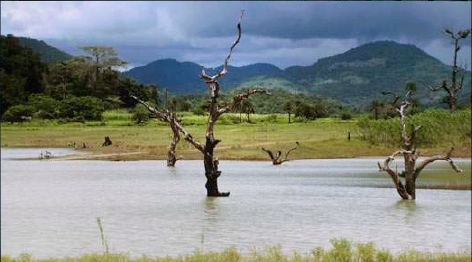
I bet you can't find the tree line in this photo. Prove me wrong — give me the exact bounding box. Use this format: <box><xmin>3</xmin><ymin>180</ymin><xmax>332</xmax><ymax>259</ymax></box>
<box><xmin>0</xmin><ymin>34</ymin><xmax>350</xmax><ymax>124</ymax></box>
<box><xmin>1</xmin><ymin>34</ymin><xmax>158</xmax><ymax>123</ymax></box>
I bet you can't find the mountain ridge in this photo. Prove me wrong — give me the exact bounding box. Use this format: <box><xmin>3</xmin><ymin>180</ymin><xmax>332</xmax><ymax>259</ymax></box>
<box><xmin>12</xmin><ymin>35</ymin><xmax>73</xmax><ymax>64</ymax></box>
<box><xmin>124</xmin><ymin>40</ymin><xmax>471</xmax><ymax>106</ymax></box>
<box><xmin>6</xmin><ymin>33</ymin><xmax>469</xmax><ymax>107</ymax></box>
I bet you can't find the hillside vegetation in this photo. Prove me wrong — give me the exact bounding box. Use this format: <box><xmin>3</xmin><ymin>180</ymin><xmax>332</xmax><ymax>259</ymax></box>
<box><xmin>124</xmin><ymin>41</ymin><xmax>471</xmax><ymax>108</ymax></box>
<box><xmin>15</xmin><ymin>35</ymin><xmax>72</xmax><ymax>64</ymax></box>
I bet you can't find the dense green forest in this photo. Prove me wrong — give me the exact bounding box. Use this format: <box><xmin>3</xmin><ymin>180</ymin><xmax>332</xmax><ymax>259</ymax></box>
<box><xmin>0</xmin><ymin>35</ymin><xmax>158</xmax><ymax>121</ymax></box>
<box><xmin>17</xmin><ymin>36</ymin><xmax>72</xmax><ymax>64</ymax></box>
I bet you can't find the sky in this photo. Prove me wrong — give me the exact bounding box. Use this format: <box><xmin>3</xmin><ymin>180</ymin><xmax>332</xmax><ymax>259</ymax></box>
<box><xmin>1</xmin><ymin>1</ymin><xmax>471</xmax><ymax>71</ymax></box>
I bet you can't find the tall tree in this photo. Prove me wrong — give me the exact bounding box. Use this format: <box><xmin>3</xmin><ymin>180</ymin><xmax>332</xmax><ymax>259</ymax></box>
<box><xmin>133</xmin><ymin>11</ymin><xmax>269</xmax><ymax>196</ymax></box>
<box><xmin>426</xmin><ymin>29</ymin><xmax>471</xmax><ymax>112</ymax></box>
<box><xmin>377</xmin><ymin>91</ymin><xmax>462</xmax><ymax>200</ymax></box>
<box><xmin>79</xmin><ymin>46</ymin><xmax>127</xmax><ymax>99</ymax></box>
<box><xmin>370</xmin><ymin>100</ymin><xmax>383</xmax><ymax>120</ymax></box>
<box><xmin>235</xmin><ymin>97</ymin><xmax>255</xmax><ymax>123</ymax></box>
<box><xmin>283</xmin><ymin>101</ymin><xmax>294</xmax><ymax>123</ymax></box>
<box><xmin>0</xmin><ymin>34</ymin><xmax>45</xmax><ymax>115</ymax></box>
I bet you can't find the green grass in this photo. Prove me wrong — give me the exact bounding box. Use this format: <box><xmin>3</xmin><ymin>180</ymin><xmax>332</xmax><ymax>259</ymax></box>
<box><xmin>1</xmin><ymin>239</ymin><xmax>470</xmax><ymax>262</ymax></box>
<box><xmin>1</xmin><ymin>110</ymin><xmax>470</xmax><ymax>161</ymax></box>
<box><xmin>357</xmin><ymin>108</ymin><xmax>471</xmax><ymax>147</ymax></box>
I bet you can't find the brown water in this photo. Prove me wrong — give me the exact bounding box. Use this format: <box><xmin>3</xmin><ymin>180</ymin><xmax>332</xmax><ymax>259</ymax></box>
<box><xmin>1</xmin><ymin>148</ymin><xmax>471</xmax><ymax>258</ymax></box>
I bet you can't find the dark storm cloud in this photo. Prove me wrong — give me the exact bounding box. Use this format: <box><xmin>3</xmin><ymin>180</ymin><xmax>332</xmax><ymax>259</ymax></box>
<box><xmin>1</xmin><ymin>1</ymin><xmax>470</xmax><ymax>69</ymax></box>
<box><xmin>170</xmin><ymin>2</ymin><xmax>470</xmax><ymax>42</ymax></box>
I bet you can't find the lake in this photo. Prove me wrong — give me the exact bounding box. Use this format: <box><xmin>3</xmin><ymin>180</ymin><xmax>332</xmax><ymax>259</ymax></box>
<box><xmin>1</xmin><ymin>148</ymin><xmax>471</xmax><ymax>258</ymax></box>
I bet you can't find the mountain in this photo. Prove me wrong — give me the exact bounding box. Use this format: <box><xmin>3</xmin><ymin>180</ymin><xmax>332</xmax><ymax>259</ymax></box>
<box><xmin>283</xmin><ymin>40</ymin><xmax>463</xmax><ymax>105</ymax></box>
<box><xmin>125</xmin><ymin>59</ymin><xmax>204</xmax><ymax>93</ymax></box>
<box><xmin>14</xmin><ymin>36</ymin><xmax>72</xmax><ymax>64</ymax></box>
<box><xmin>124</xmin><ymin>41</ymin><xmax>471</xmax><ymax>106</ymax></box>
<box><xmin>124</xmin><ymin>59</ymin><xmax>285</xmax><ymax>93</ymax></box>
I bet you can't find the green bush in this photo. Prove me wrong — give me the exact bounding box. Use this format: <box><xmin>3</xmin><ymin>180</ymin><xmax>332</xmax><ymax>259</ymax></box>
<box><xmin>2</xmin><ymin>104</ymin><xmax>34</xmax><ymax>123</ymax></box>
<box><xmin>58</xmin><ymin>96</ymin><xmax>105</xmax><ymax>121</ymax></box>
<box><xmin>356</xmin><ymin>242</ymin><xmax>376</xmax><ymax>262</ymax></box>
<box><xmin>341</xmin><ymin>113</ymin><xmax>352</xmax><ymax>120</ymax></box>
<box><xmin>132</xmin><ymin>104</ymin><xmax>150</xmax><ymax>125</ymax></box>
<box><xmin>27</xmin><ymin>94</ymin><xmax>60</xmax><ymax>119</ymax></box>
<box><xmin>325</xmin><ymin>238</ymin><xmax>353</xmax><ymax>262</ymax></box>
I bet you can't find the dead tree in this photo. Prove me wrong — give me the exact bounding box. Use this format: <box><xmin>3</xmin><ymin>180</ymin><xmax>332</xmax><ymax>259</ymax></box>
<box><xmin>166</xmin><ymin>99</ymin><xmax>183</xmax><ymax>167</ymax></box>
<box><xmin>134</xmin><ymin>11</ymin><xmax>269</xmax><ymax>196</ymax></box>
<box><xmin>377</xmin><ymin>91</ymin><xmax>462</xmax><ymax>200</ymax></box>
<box><xmin>131</xmin><ymin>96</ymin><xmax>183</xmax><ymax>167</ymax></box>
<box><xmin>262</xmin><ymin>142</ymin><xmax>299</xmax><ymax>165</ymax></box>
<box><xmin>423</xmin><ymin>29</ymin><xmax>470</xmax><ymax>112</ymax></box>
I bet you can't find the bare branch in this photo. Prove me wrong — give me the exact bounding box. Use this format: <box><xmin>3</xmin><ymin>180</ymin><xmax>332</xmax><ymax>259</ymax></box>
<box><xmin>284</xmin><ymin>141</ymin><xmax>299</xmax><ymax>160</ymax></box>
<box><xmin>262</xmin><ymin>147</ymin><xmax>276</xmax><ymax>161</ymax></box>
<box><xmin>378</xmin><ymin>151</ymin><xmax>410</xmax><ymax>199</ymax></box>
<box><xmin>420</xmin><ymin>81</ymin><xmax>442</xmax><ymax>92</ymax></box>
<box><xmin>263</xmin><ymin>142</ymin><xmax>299</xmax><ymax>165</ymax></box>
<box><xmin>381</xmin><ymin>91</ymin><xmax>400</xmax><ymax>106</ymax></box>
<box><xmin>200</xmin><ymin>10</ymin><xmax>244</xmax><ymax>83</ymax></box>
<box><xmin>415</xmin><ymin>147</ymin><xmax>463</xmax><ymax>179</ymax></box>
<box><xmin>216</xmin><ymin>10</ymin><xmax>244</xmax><ymax>80</ymax></box>
<box><xmin>131</xmin><ymin>95</ymin><xmax>170</xmax><ymax>122</ymax></box>
<box><xmin>218</xmin><ymin>88</ymin><xmax>270</xmax><ymax>116</ymax></box>
<box><xmin>131</xmin><ymin>95</ymin><xmax>205</xmax><ymax>153</ymax></box>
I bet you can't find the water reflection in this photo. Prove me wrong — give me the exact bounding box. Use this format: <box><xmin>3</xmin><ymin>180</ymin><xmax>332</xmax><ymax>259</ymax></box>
<box><xmin>394</xmin><ymin>199</ymin><xmax>418</xmax><ymax>224</ymax></box>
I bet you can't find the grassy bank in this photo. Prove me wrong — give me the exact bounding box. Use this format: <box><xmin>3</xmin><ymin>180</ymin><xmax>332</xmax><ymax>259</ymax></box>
<box><xmin>1</xmin><ymin>239</ymin><xmax>471</xmax><ymax>262</ymax></box>
<box><xmin>1</xmin><ymin>110</ymin><xmax>471</xmax><ymax>161</ymax></box>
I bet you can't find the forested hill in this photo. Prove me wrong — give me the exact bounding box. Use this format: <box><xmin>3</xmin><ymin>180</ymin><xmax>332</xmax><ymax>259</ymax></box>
<box><xmin>124</xmin><ymin>59</ymin><xmax>284</xmax><ymax>94</ymax></box>
<box><xmin>13</xmin><ymin>35</ymin><xmax>72</xmax><ymax>64</ymax></box>
<box><xmin>124</xmin><ymin>40</ymin><xmax>471</xmax><ymax>107</ymax></box>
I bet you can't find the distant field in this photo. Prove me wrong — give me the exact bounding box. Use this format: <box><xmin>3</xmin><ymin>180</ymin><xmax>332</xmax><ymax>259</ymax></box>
<box><xmin>1</xmin><ymin>111</ymin><xmax>470</xmax><ymax>161</ymax></box>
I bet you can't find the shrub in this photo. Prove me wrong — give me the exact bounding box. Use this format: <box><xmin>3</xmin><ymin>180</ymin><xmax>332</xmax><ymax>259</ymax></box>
<box><xmin>341</xmin><ymin>113</ymin><xmax>352</xmax><ymax>120</ymax></box>
<box><xmin>356</xmin><ymin>242</ymin><xmax>376</xmax><ymax>262</ymax></box>
<box><xmin>2</xmin><ymin>104</ymin><xmax>34</xmax><ymax>123</ymax></box>
<box><xmin>58</xmin><ymin>96</ymin><xmax>105</xmax><ymax>121</ymax></box>
<box><xmin>132</xmin><ymin>104</ymin><xmax>150</xmax><ymax>125</ymax></box>
<box><xmin>27</xmin><ymin>94</ymin><xmax>60</xmax><ymax>119</ymax></box>
<box><xmin>325</xmin><ymin>238</ymin><xmax>353</xmax><ymax>262</ymax></box>
<box><xmin>357</xmin><ymin>108</ymin><xmax>471</xmax><ymax>147</ymax></box>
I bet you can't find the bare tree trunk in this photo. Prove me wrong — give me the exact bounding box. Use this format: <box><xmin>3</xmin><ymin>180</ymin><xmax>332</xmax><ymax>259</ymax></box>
<box><xmin>133</xmin><ymin>11</ymin><xmax>269</xmax><ymax>196</ymax></box>
<box><xmin>167</xmin><ymin>117</ymin><xmax>182</xmax><ymax>167</ymax></box>
<box><xmin>378</xmin><ymin>91</ymin><xmax>462</xmax><ymax>199</ymax></box>
<box><xmin>203</xmin><ymin>137</ymin><xmax>228</xmax><ymax>196</ymax></box>
<box><xmin>423</xmin><ymin>29</ymin><xmax>470</xmax><ymax>112</ymax></box>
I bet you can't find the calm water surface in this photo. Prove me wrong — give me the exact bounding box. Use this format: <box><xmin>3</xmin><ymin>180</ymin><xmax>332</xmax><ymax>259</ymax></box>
<box><xmin>1</xmin><ymin>148</ymin><xmax>471</xmax><ymax>258</ymax></box>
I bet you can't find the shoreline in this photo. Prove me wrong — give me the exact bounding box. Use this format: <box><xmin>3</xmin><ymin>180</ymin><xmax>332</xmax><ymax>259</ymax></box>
<box><xmin>7</xmin><ymin>147</ymin><xmax>472</xmax><ymax>162</ymax></box>
<box><xmin>4</xmin><ymin>146</ymin><xmax>470</xmax><ymax>191</ymax></box>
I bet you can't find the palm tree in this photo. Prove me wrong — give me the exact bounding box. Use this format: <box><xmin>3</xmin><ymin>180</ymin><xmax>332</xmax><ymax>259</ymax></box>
<box><xmin>370</xmin><ymin>99</ymin><xmax>384</xmax><ymax>120</ymax></box>
<box><xmin>283</xmin><ymin>101</ymin><xmax>294</xmax><ymax>123</ymax></box>
<box><xmin>241</xmin><ymin>99</ymin><xmax>255</xmax><ymax>122</ymax></box>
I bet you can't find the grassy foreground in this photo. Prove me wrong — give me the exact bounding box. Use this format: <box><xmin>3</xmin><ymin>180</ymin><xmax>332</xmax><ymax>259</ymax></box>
<box><xmin>1</xmin><ymin>239</ymin><xmax>471</xmax><ymax>262</ymax></box>
<box><xmin>1</xmin><ymin>111</ymin><xmax>470</xmax><ymax>161</ymax></box>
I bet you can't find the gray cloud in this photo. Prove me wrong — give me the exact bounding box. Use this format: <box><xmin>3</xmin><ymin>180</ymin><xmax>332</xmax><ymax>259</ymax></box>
<box><xmin>1</xmin><ymin>1</ymin><xmax>470</xmax><ymax>69</ymax></box>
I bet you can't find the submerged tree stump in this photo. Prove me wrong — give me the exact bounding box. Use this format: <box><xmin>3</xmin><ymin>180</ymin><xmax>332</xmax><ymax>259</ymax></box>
<box><xmin>262</xmin><ymin>142</ymin><xmax>299</xmax><ymax>165</ymax></box>
<box><xmin>102</xmin><ymin>136</ymin><xmax>112</xmax><ymax>147</ymax></box>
